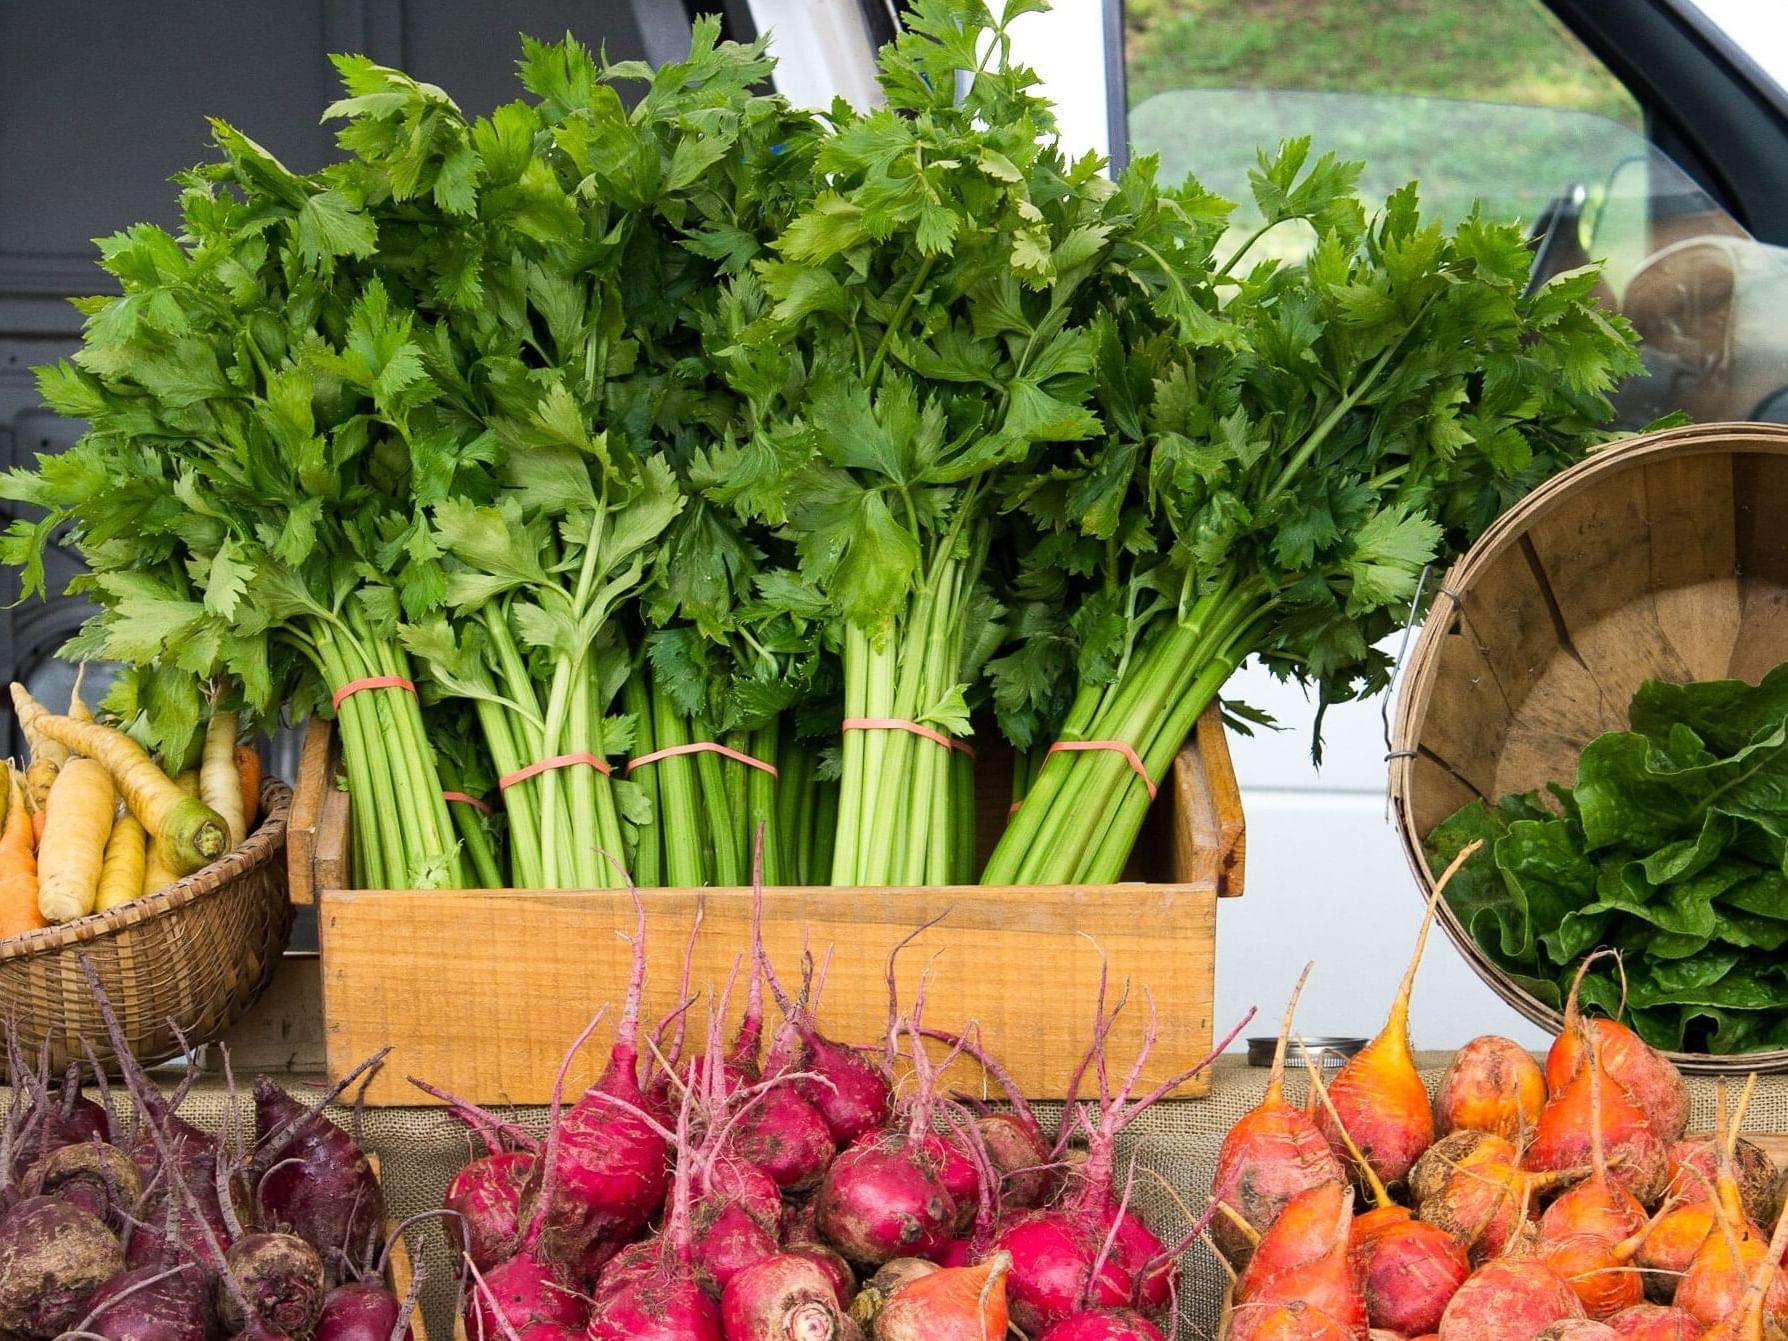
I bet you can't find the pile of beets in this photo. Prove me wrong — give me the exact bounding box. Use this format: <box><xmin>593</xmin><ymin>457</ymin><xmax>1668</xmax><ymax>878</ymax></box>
<box><xmin>0</xmin><ymin>963</ymin><xmax>420</xmax><ymax>1341</ymax></box>
<box><xmin>433</xmin><ymin>892</ymin><xmax>1252</xmax><ymax>1341</ymax></box>
<box><xmin>1214</xmin><ymin>888</ymin><xmax>1788</xmax><ymax>1341</ymax></box>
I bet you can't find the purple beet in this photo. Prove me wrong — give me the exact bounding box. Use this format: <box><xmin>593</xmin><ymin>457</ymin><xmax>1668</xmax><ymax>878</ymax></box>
<box><xmin>314</xmin><ymin>1282</ymin><xmax>409</xmax><ymax>1341</ymax></box>
<box><xmin>0</xmin><ymin>1194</ymin><xmax>125</xmax><ymax>1337</ymax></box>
<box><xmin>216</xmin><ymin>1233</ymin><xmax>326</xmax><ymax>1339</ymax></box>
<box><xmin>20</xmin><ymin>1141</ymin><xmax>143</xmax><ymax>1229</ymax></box>
<box><xmin>253</xmin><ymin>1071</ymin><xmax>387</xmax><ymax>1282</ymax></box>
<box><xmin>83</xmin><ymin>1264</ymin><xmax>212</xmax><ymax>1341</ymax></box>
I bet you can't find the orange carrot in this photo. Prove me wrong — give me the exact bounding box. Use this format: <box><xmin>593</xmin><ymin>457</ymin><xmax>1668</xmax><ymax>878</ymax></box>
<box><xmin>0</xmin><ymin>771</ymin><xmax>44</xmax><ymax>939</ymax></box>
<box><xmin>236</xmin><ymin>743</ymin><xmax>261</xmax><ymax>833</ymax></box>
<box><xmin>31</xmin><ymin>807</ymin><xmax>46</xmax><ymax>848</ymax></box>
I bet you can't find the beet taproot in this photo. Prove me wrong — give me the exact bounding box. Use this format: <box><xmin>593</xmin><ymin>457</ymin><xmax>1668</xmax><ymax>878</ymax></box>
<box><xmin>1033</xmin><ymin>1311</ymin><xmax>1167</xmax><ymax>1340</ymax></box>
<box><xmin>19</xmin><ymin>1140</ymin><xmax>143</xmax><ymax>1229</ymax></box>
<box><xmin>314</xmin><ymin>1282</ymin><xmax>408</xmax><ymax>1341</ymax></box>
<box><xmin>868</xmin><ymin>1251</ymin><xmax>1008</xmax><ymax>1341</ymax></box>
<box><xmin>216</xmin><ymin>1233</ymin><xmax>326</xmax><ymax>1339</ymax></box>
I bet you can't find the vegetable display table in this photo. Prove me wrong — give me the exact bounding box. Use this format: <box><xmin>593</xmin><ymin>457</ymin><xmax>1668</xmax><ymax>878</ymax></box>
<box><xmin>22</xmin><ymin>1055</ymin><xmax>1787</xmax><ymax>1338</ymax></box>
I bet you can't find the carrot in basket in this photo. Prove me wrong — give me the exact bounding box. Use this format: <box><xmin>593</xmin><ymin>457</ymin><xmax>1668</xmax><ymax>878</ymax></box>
<box><xmin>200</xmin><ymin>708</ymin><xmax>246</xmax><ymax>849</ymax></box>
<box><xmin>37</xmin><ymin>756</ymin><xmax>115</xmax><ymax>922</ymax></box>
<box><xmin>0</xmin><ymin>771</ymin><xmax>43</xmax><ymax>938</ymax></box>
<box><xmin>9</xmin><ymin>684</ymin><xmax>228</xmax><ymax>875</ymax></box>
<box><xmin>68</xmin><ymin>664</ymin><xmax>94</xmax><ymax>723</ymax></box>
<box><xmin>236</xmin><ymin>744</ymin><xmax>261</xmax><ymax>833</ymax></box>
<box><xmin>96</xmin><ymin>811</ymin><xmax>146</xmax><ymax>912</ymax></box>
<box><xmin>141</xmin><ymin>768</ymin><xmax>200</xmax><ymax>897</ymax></box>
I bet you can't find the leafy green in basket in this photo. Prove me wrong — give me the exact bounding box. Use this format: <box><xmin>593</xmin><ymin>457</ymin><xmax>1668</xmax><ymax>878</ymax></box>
<box><xmin>1428</xmin><ymin>661</ymin><xmax>1788</xmax><ymax>1054</ymax></box>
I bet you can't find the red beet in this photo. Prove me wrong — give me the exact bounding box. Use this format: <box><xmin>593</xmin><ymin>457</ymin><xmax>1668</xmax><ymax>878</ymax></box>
<box><xmin>759</xmin><ymin>906</ymin><xmax>892</xmax><ymax>1148</ymax></box>
<box><xmin>217</xmin><ymin>1233</ymin><xmax>326</xmax><ymax>1339</ymax></box>
<box><xmin>1437</xmin><ymin>1259</ymin><xmax>1586</xmax><ymax>1340</ymax></box>
<box><xmin>1606</xmin><ymin>1304</ymin><xmax>1706</xmax><ymax>1339</ymax></box>
<box><xmin>814</xmin><ymin>993</ymin><xmax>962</xmax><ymax>1268</ymax></box>
<box><xmin>720</xmin><ymin>1254</ymin><xmax>853</xmax><ymax>1341</ymax></box>
<box><xmin>815</xmin><ymin>1134</ymin><xmax>956</xmax><ymax>1267</ymax></box>
<box><xmin>1437</xmin><ymin>1037</ymin><xmax>1547</xmax><ymax>1142</ymax></box>
<box><xmin>1033</xmin><ymin>1311</ymin><xmax>1167</xmax><ymax>1340</ymax></box>
<box><xmin>524</xmin><ymin>894</ymin><xmax>671</xmax><ymax>1270</ymax></box>
<box><xmin>314</xmin><ymin>1282</ymin><xmax>409</xmax><ymax>1341</ymax></box>
<box><xmin>585</xmin><ymin>1065</ymin><xmax>722</xmax><ymax>1341</ymax></box>
<box><xmin>786</xmin><ymin>1246</ymin><xmax>857</xmax><ymax>1311</ymax></box>
<box><xmin>994</xmin><ymin>1214</ymin><xmax>1133</xmax><ymax>1337</ymax></box>
<box><xmin>1210</xmin><ymin>965</ymin><xmax>1346</xmax><ymax>1268</ymax></box>
<box><xmin>446</xmin><ymin>1152</ymin><xmax>535</xmax><ymax>1274</ymax></box>
<box><xmin>83</xmin><ymin>1263</ymin><xmax>211</xmax><ymax>1341</ymax></box>
<box><xmin>919</xmin><ymin>1025</ymin><xmax>1058</xmax><ymax>1211</ymax></box>
<box><xmin>0</xmin><ymin>1195</ymin><xmax>125</xmax><ymax>1337</ymax></box>
<box><xmin>78</xmin><ymin>963</ymin><xmax>246</xmax><ymax>1276</ymax></box>
<box><xmin>1539</xmin><ymin>1325</ymin><xmax>1621</xmax><ymax>1340</ymax></box>
<box><xmin>1546</xmin><ymin>955</ymin><xmax>1690</xmax><ymax>1144</ymax></box>
<box><xmin>726</xmin><ymin>931</ymin><xmax>836</xmax><ymax>1195</ymax></box>
<box><xmin>995</xmin><ymin>998</ymin><xmax>1249</xmax><ymax>1331</ymax></box>
<box><xmin>465</xmin><ymin>1014</ymin><xmax>610</xmax><ymax>1341</ymax></box>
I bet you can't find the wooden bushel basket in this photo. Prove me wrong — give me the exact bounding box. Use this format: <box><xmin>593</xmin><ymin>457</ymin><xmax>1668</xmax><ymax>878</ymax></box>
<box><xmin>1390</xmin><ymin>421</ymin><xmax>1788</xmax><ymax>1072</ymax></box>
<box><xmin>290</xmin><ymin>706</ymin><xmax>1246</xmax><ymax>1106</ymax></box>
<box><xmin>0</xmin><ymin>779</ymin><xmax>294</xmax><ymax>1073</ymax></box>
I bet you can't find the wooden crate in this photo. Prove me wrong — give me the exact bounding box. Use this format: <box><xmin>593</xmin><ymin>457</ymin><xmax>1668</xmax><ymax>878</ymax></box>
<box><xmin>294</xmin><ymin>707</ymin><xmax>1244</xmax><ymax>1106</ymax></box>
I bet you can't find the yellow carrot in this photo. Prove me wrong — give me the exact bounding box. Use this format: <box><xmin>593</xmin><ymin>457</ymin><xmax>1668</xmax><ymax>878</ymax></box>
<box><xmin>236</xmin><ymin>744</ymin><xmax>262</xmax><ymax>833</ymax></box>
<box><xmin>69</xmin><ymin>664</ymin><xmax>94</xmax><ymax>723</ymax></box>
<box><xmin>37</xmin><ymin>757</ymin><xmax>115</xmax><ymax>922</ymax></box>
<box><xmin>201</xmin><ymin>710</ymin><xmax>246</xmax><ymax>850</ymax></box>
<box><xmin>96</xmin><ymin>810</ymin><xmax>146</xmax><ymax>912</ymax></box>
<box><xmin>23</xmin><ymin>756</ymin><xmax>58</xmax><ymax>818</ymax></box>
<box><xmin>0</xmin><ymin>772</ymin><xmax>43</xmax><ymax>939</ymax></box>
<box><xmin>9</xmin><ymin>684</ymin><xmax>228</xmax><ymax>875</ymax></box>
<box><xmin>141</xmin><ymin>832</ymin><xmax>180</xmax><ymax>897</ymax></box>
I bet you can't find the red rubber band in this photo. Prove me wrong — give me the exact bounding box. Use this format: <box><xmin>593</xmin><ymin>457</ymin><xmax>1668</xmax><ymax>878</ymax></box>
<box><xmin>498</xmin><ymin>753</ymin><xmax>613</xmax><ymax>791</ymax></box>
<box><xmin>841</xmin><ymin>717</ymin><xmax>977</xmax><ymax>760</ymax></box>
<box><xmin>442</xmin><ymin>791</ymin><xmax>495</xmax><ymax>816</ymax></box>
<box><xmin>331</xmin><ymin>675</ymin><xmax>417</xmax><ymax>712</ymax></box>
<box><xmin>627</xmin><ymin>742</ymin><xmax>779</xmax><ymax>778</ymax></box>
<box><xmin>1045</xmin><ymin>739</ymin><xmax>1158</xmax><ymax>800</ymax></box>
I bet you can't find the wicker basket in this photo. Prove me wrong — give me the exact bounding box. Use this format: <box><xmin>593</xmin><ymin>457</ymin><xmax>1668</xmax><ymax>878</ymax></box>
<box><xmin>0</xmin><ymin>777</ymin><xmax>294</xmax><ymax>1073</ymax></box>
<box><xmin>1389</xmin><ymin>421</ymin><xmax>1788</xmax><ymax>1072</ymax></box>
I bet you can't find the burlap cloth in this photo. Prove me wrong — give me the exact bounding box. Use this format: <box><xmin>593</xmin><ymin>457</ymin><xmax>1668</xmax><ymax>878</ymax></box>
<box><xmin>8</xmin><ymin>1056</ymin><xmax>1780</xmax><ymax>1340</ymax></box>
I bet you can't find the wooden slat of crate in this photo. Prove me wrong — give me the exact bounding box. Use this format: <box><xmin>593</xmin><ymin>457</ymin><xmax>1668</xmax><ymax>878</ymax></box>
<box><xmin>303</xmin><ymin>705</ymin><xmax>1242</xmax><ymax>1104</ymax></box>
